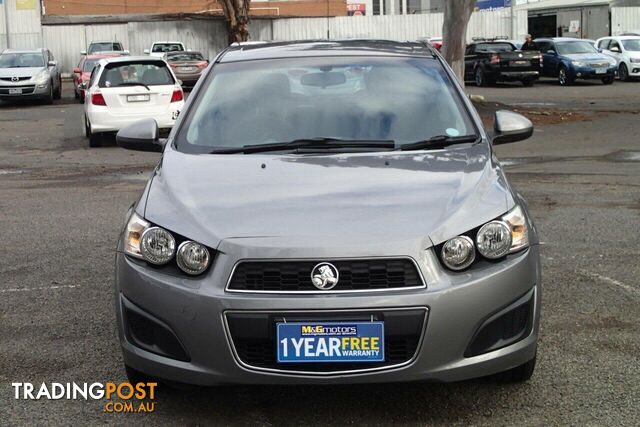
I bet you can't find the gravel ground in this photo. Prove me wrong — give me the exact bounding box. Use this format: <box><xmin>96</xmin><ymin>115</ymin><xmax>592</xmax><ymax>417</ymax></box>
<box><xmin>1</xmin><ymin>81</ymin><xmax>639</xmax><ymax>425</ymax></box>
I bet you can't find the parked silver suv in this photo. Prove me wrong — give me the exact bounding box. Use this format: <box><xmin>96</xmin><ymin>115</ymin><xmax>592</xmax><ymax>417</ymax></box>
<box><xmin>0</xmin><ymin>48</ymin><xmax>62</xmax><ymax>103</ymax></box>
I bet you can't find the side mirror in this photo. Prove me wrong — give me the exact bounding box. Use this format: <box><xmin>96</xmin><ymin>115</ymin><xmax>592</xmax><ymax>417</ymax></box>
<box><xmin>546</xmin><ymin>50</ymin><xmax>556</xmax><ymax>55</ymax></box>
<box><xmin>73</xmin><ymin>67</ymin><xmax>82</xmax><ymax>74</ymax></box>
<box><xmin>177</xmin><ymin>79</ymin><xmax>183</xmax><ymax>86</ymax></box>
<box><xmin>48</xmin><ymin>60</ymin><xmax>57</xmax><ymax>67</ymax></box>
<box><xmin>610</xmin><ymin>46</ymin><xmax>621</xmax><ymax>53</ymax></box>
<box><xmin>80</xmin><ymin>50</ymin><xmax>87</xmax><ymax>55</ymax></box>
<box><xmin>493</xmin><ymin>110</ymin><xmax>533</xmax><ymax>145</ymax></box>
<box><xmin>116</xmin><ymin>119</ymin><xmax>163</xmax><ymax>152</ymax></box>
<box><xmin>143</xmin><ymin>49</ymin><xmax>150</xmax><ymax>55</ymax></box>
<box><xmin>123</xmin><ymin>50</ymin><xmax>130</xmax><ymax>55</ymax></box>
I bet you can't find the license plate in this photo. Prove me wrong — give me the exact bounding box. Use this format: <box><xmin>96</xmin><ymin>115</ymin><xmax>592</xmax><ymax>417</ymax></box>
<box><xmin>8</xmin><ymin>88</ymin><xmax>22</xmax><ymax>95</ymax></box>
<box><xmin>277</xmin><ymin>321</ymin><xmax>385</xmax><ymax>363</ymax></box>
<box><xmin>510</xmin><ymin>60</ymin><xmax>530</xmax><ymax>67</ymax></box>
<box><xmin>595</xmin><ymin>68</ymin><xmax>607</xmax><ymax>74</ymax></box>
<box><xmin>127</xmin><ymin>94</ymin><xmax>150</xmax><ymax>102</ymax></box>
<box><xmin>180</xmin><ymin>67</ymin><xmax>195</xmax><ymax>72</ymax></box>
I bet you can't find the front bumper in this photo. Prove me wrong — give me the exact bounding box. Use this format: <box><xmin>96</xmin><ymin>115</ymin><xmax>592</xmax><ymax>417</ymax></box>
<box><xmin>571</xmin><ymin>65</ymin><xmax>616</xmax><ymax>80</ymax></box>
<box><xmin>497</xmin><ymin>71</ymin><xmax>540</xmax><ymax>81</ymax></box>
<box><xmin>114</xmin><ymin>240</ymin><xmax>541</xmax><ymax>385</ymax></box>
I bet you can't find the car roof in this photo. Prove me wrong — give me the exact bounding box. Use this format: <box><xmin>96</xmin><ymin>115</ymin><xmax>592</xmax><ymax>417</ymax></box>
<box><xmin>602</xmin><ymin>35</ymin><xmax>640</xmax><ymax>40</ymax></box>
<box><xmin>219</xmin><ymin>40</ymin><xmax>435</xmax><ymax>63</ymax></box>
<box><xmin>2</xmin><ymin>48</ymin><xmax>45</xmax><ymax>54</ymax></box>
<box><xmin>535</xmin><ymin>37</ymin><xmax>584</xmax><ymax>42</ymax></box>
<box><xmin>85</xmin><ymin>52</ymin><xmax>125</xmax><ymax>59</ymax></box>
<box><xmin>100</xmin><ymin>55</ymin><xmax>165</xmax><ymax>64</ymax></box>
<box><xmin>165</xmin><ymin>50</ymin><xmax>202</xmax><ymax>55</ymax></box>
<box><xmin>152</xmin><ymin>41</ymin><xmax>184</xmax><ymax>44</ymax></box>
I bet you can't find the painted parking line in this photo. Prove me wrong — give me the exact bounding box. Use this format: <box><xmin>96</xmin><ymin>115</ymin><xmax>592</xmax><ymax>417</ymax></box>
<box><xmin>580</xmin><ymin>271</ymin><xmax>640</xmax><ymax>298</ymax></box>
<box><xmin>0</xmin><ymin>284</ymin><xmax>80</xmax><ymax>293</ymax></box>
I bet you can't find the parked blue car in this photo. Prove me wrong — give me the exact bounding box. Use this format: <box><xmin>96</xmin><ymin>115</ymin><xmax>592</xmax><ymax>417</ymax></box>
<box><xmin>534</xmin><ymin>37</ymin><xmax>617</xmax><ymax>85</ymax></box>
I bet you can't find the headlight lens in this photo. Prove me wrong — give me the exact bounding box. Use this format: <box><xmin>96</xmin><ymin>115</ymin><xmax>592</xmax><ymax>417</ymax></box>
<box><xmin>140</xmin><ymin>227</ymin><xmax>176</xmax><ymax>265</ymax></box>
<box><xmin>502</xmin><ymin>205</ymin><xmax>529</xmax><ymax>253</ymax></box>
<box><xmin>441</xmin><ymin>236</ymin><xmax>476</xmax><ymax>271</ymax></box>
<box><xmin>476</xmin><ymin>221</ymin><xmax>512</xmax><ymax>259</ymax></box>
<box><xmin>32</xmin><ymin>70</ymin><xmax>49</xmax><ymax>84</ymax></box>
<box><xmin>123</xmin><ymin>212</ymin><xmax>149</xmax><ymax>258</ymax></box>
<box><xmin>630</xmin><ymin>58</ymin><xmax>640</xmax><ymax>63</ymax></box>
<box><xmin>176</xmin><ymin>241</ymin><xmax>210</xmax><ymax>275</ymax></box>
<box><xmin>572</xmin><ymin>60</ymin><xmax>586</xmax><ymax>67</ymax></box>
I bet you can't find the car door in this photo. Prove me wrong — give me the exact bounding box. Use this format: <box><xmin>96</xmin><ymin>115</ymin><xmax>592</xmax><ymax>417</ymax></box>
<box><xmin>607</xmin><ymin>39</ymin><xmax>623</xmax><ymax>66</ymax></box>
<box><xmin>464</xmin><ymin>44</ymin><xmax>477</xmax><ymax>80</ymax></box>
<box><xmin>540</xmin><ymin>42</ymin><xmax>559</xmax><ymax>76</ymax></box>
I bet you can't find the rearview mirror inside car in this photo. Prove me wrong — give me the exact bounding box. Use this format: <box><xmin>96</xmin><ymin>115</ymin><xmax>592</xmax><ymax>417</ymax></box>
<box><xmin>492</xmin><ymin>110</ymin><xmax>533</xmax><ymax>145</ymax></box>
<box><xmin>116</xmin><ymin>119</ymin><xmax>163</xmax><ymax>152</ymax></box>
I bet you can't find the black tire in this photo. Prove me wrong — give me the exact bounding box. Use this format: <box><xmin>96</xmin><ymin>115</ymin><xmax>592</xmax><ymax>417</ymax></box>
<box><xmin>618</xmin><ymin>63</ymin><xmax>630</xmax><ymax>82</ymax></box>
<box><xmin>86</xmin><ymin>118</ymin><xmax>101</xmax><ymax>148</ymax></box>
<box><xmin>558</xmin><ymin>66</ymin><xmax>573</xmax><ymax>86</ymax></box>
<box><xmin>74</xmin><ymin>87</ymin><xmax>79</xmax><ymax>100</ymax></box>
<box><xmin>522</xmin><ymin>77</ymin><xmax>535</xmax><ymax>87</ymax></box>
<box><xmin>475</xmin><ymin>67</ymin><xmax>487</xmax><ymax>87</ymax></box>
<box><xmin>125</xmin><ymin>365</ymin><xmax>155</xmax><ymax>385</ymax></box>
<box><xmin>45</xmin><ymin>83</ymin><xmax>54</xmax><ymax>104</ymax></box>
<box><xmin>53</xmin><ymin>78</ymin><xmax>62</xmax><ymax>100</ymax></box>
<box><xmin>494</xmin><ymin>355</ymin><xmax>536</xmax><ymax>383</ymax></box>
<box><xmin>601</xmin><ymin>76</ymin><xmax>615</xmax><ymax>85</ymax></box>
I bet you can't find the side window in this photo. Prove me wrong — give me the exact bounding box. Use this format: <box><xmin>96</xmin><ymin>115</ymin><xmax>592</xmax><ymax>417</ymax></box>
<box><xmin>89</xmin><ymin>65</ymin><xmax>101</xmax><ymax>88</ymax></box>
<box><xmin>598</xmin><ymin>39</ymin><xmax>610</xmax><ymax>50</ymax></box>
<box><xmin>465</xmin><ymin>45</ymin><xmax>475</xmax><ymax>55</ymax></box>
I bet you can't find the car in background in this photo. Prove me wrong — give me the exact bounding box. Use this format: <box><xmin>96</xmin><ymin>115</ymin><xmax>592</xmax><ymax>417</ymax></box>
<box><xmin>83</xmin><ymin>56</ymin><xmax>184</xmax><ymax>147</ymax></box>
<box><xmin>464</xmin><ymin>40</ymin><xmax>541</xmax><ymax>86</ymax></box>
<box><xmin>418</xmin><ymin>37</ymin><xmax>442</xmax><ymax>51</ymax></box>
<box><xmin>535</xmin><ymin>37</ymin><xmax>617</xmax><ymax>85</ymax></box>
<box><xmin>73</xmin><ymin>52</ymin><xmax>127</xmax><ymax>102</ymax></box>
<box><xmin>81</xmin><ymin>41</ymin><xmax>128</xmax><ymax>56</ymax></box>
<box><xmin>163</xmin><ymin>51</ymin><xmax>208</xmax><ymax>89</ymax></box>
<box><xmin>596</xmin><ymin>36</ymin><xmax>640</xmax><ymax>81</ymax></box>
<box><xmin>0</xmin><ymin>48</ymin><xmax>62</xmax><ymax>104</ymax></box>
<box><xmin>145</xmin><ymin>41</ymin><xmax>187</xmax><ymax>58</ymax></box>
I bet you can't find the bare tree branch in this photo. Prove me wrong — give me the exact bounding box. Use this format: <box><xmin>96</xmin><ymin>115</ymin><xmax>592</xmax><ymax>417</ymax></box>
<box><xmin>442</xmin><ymin>0</ymin><xmax>477</xmax><ymax>87</ymax></box>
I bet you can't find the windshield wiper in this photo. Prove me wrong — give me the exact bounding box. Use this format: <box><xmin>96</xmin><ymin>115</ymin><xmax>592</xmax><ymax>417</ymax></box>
<box><xmin>210</xmin><ymin>137</ymin><xmax>396</xmax><ymax>154</ymax></box>
<box><xmin>115</xmin><ymin>82</ymin><xmax>150</xmax><ymax>91</ymax></box>
<box><xmin>397</xmin><ymin>134</ymin><xmax>479</xmax><ymax>151</ymax></box>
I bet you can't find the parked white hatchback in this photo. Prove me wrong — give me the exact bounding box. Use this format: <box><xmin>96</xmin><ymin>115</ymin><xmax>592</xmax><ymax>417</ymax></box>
<box><xmin>596</xmin><ymin>36</ymin><xmax>640</xmax><ymax>81</ymax></box>
<box><xmin>83</xmin><ymin>56</ymin><xmax>184</xmax><ymax>147</ymax></box>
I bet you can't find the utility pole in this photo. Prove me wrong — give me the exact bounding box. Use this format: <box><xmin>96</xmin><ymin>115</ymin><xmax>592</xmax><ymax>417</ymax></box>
<box><xmin>3</xmin><ymin>0</ymin><xmax>10</xmax><ymax>49</ymax></box>
<box><xmin>510</xmin><ymin>0</ymin><xmax>516</xmax><ymax>39</ymax></box>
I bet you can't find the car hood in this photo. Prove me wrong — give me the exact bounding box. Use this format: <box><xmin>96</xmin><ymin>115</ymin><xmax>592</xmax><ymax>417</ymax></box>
<box><xmin>563</xmin><ymin>52</ymin><xmax>610</xmax><ymax>62</ymax></box>
<box><xmin>143</xmin><ymin>142</ymin><xmax>514</xmax><ymax>249</ymax></box>
<box><xmin>0</xmin><ymin>67</ymin><xmax>45</xmax><ymax>78</ymax></box>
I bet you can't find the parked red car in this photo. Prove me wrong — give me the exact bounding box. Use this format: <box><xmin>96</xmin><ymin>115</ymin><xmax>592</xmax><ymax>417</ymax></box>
<box><xmin>73</xmin><ymin>52</ymin><xmax>125</xmax><ymax>102</ymax></box>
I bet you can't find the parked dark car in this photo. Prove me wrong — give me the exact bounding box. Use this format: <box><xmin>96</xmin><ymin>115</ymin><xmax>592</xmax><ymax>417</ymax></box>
<box><xmin>464</xmin><ymin>40</ymin><xmax>542</xmax><ymax>87</ymax></box>
<box><xmin>535</xmin><ymin>37</ymin><xmax>617</xmax><ymax>85</ymax></box>
<box><xmin>163</xmin><ymin>51</ymin><xmax>209</xmax><ymax>88</ymax></box>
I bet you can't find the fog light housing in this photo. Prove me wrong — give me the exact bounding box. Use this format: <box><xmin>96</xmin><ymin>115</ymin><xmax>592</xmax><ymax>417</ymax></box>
<box><xmin>476</xmin><ymin>221</ymin><xmax>512</xmax><ymax>259</ymax></box>
<box><xmin>441</xmin><ymin>236</ymin><xmax>476</xmax><ymax>271</ymax></box>
<box><xmin>176</xmin><ymin>241</ymin><xmax>210</xmax><ymax>275</ymax></box>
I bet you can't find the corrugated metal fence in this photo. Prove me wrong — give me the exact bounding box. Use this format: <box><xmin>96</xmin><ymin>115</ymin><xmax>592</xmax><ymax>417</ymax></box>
<box><xmin>612</xmin><ymin>6</ymin><xmax>640</xmax><ymax>34</ymax></box>
<box><xmin>0</xmin><ymin>0</ymin><xmax>42</xmax><ymax>50</ymax></box>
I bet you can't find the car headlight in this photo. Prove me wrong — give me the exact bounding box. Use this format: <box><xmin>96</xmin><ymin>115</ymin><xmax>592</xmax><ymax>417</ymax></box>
<box><xmin>571</xmin><ymin>60</ymin><xmax>586</xmax><ymax>67</ymax></box>
<box><xmin>630</xmin><ymin>58</ymin><xmax>640</xmax><ymax>63</ymax></box>
<box><xmin>176</xmin><ymin>241</ymin><xmax>210</xmax><ymax>275</ymax></box>
<box><xmin>123</xmin><ymin>212</ymin><xmax>149</xmax><ymax>259</ymax></box>
<box><xmin>476</xmin><ymin>221</ymin><xmax>512</xmax><ymax>259</ymax></box>
<box><xmin>502</xmin><ymin>204</ymin><xmax>529</xmax><ymax>253</ymax></box>
<box><xmin>32</xmin><ymin>70</ymin><xmax>49</xmax><ymax>84</ymax></box>
<box><xmin>441</xmin><ymin>236</ymin><xmax>476</xmax><ymax>271</ymax></box>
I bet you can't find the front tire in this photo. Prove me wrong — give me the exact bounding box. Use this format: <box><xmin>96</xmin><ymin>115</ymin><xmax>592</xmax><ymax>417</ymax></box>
<box><xmin>53</xmin><ymin>77</ymin><xmax>62</xmax><ymax>100</ymax></box>
<box><xmin>618</xmin><ymin>63</ymin><xmax>630</xmax><ymax>82</ymax></box>
<box><xmin>475</xmin><ymin>67</ymin><xmax>488</xmax><ymax>87</ymax></box>
<box><xmin>522</xmin><ymin>77</ymin><xmax>535</xmax><ymax>87</ymax></box>
<box><xmin>44</xmin><ymin>83</ymin><xmax>54</xmax><ymax>104</ymax></box>
<box><xmin>558</xmin><ymin>66</ymin><xmax>573</xmax><ymax>86</ymax></box>
<box><xmin>494</xmin><ymin>355</ymin><xmax>536</xmax><ymax>382</ymax></box>
<box><xmin>601</xmin><ymin>75</ymin><xmax>614</xmax><ymax>85</ymax></box>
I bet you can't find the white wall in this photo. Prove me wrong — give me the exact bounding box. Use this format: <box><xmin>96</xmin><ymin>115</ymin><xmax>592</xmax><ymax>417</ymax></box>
<box><xmin>0</xmin><ymin>0</ymin><xmax>42</xmax><ymax>50</ymax></box>
<box><xmin>611</xmin><ymin>6</ymin><xmax>640</xmax><ymax>35</ymax></box>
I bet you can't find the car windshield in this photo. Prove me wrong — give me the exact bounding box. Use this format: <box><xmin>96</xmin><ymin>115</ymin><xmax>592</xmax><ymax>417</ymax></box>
<box><xmin>99</xmin><ymin>61</ymin><xmax>174</xmax><ymax>88</ymax></box>
<box><xmin>167</xmin><ymin>52</ymin><xmax>204</xmax><ymax>62</ymax></box>
<box><xmin>89</xmin><ymin>43</ymin><xmax>122</xmax><ymax>54</ymax></box>
<box><xmin>476</xmin><ymin>43</ymin><xmax>515</xmax><ymax>53</ymax></box>
<box><xmin>176</xmin><ymin>56</ymin><xmax>476</xmax><ymax>153</ymax></box>
<box><xmin>0</xmin><ymin>53</ymin><xmax>45</xmax><ymax>68</ymax></box>
<box><xmin>83</xmin><ymin>59</ymin><xmax>99</xmax><ymax>72</ymax></box>
<box><xmin>557</xmin><ymin>41</ymin><xmax>597</xmax><ymax>55</ymax></box>
<box><xmin>622</xmin><ymin>39</ymin><xmax>640</xmax><ymax>51</ymax></box>
<box><xmin>153</xmin><ymin>43</ymin><xmax>184</xmax><ymax>53</ymax></box>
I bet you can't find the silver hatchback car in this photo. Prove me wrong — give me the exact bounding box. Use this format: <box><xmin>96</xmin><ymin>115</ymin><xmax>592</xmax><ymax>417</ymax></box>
<box><xmin>114</xmin><ymin>40</ymin><xmax>541</xmax><ymax>386</ymax></box>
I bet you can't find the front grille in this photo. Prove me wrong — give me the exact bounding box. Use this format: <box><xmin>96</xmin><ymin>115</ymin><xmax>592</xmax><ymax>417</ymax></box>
<box><xmin>0</xmin><ymin>77</ymin><xmax>30</xmax><ymax>82</ymax></box>
<box><xmin>227</xmin><ymin>258</ymin><xmax>423</xmax><ymax>292</ymax></box>
<box><xmin>225</xmin><ymin>309</ymin><xmax>427</xmax><ymax>374</ymax></box>
<box><xmin>590</xmin><ymin>62</ymin><xmax>609</xmax><ymax>68</ymax></box>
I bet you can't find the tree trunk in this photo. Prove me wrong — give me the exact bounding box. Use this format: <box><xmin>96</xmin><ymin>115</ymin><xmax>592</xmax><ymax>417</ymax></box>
<box><xmin>220</xmin><ymin>0</ymin><xmax>251</xmax><ymax>44</ymax></box>
<box><xmin>442</xmin><ymin>0</ymin><xmax>476</xmax><ymax>87</ymax></box>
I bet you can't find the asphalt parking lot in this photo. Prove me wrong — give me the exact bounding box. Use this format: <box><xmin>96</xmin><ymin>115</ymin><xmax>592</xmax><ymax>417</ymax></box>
<box><xmin>1</xmin><ymin>77</ymin><xmax>639</xmax><ymax>425</ymax></box>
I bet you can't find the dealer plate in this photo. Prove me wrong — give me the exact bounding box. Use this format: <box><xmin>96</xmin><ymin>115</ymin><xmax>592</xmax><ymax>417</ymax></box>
<box><xmin>180</xmin><ymin>66</ymin><xmax>195</xmax><ymax>72</ymax></box>
<box><xmin>277</xmin><ymin>321</ymin><xmax>384</xmax><ymax>363</ymax></box>
<box><xmin>595</xmin><ymin>68</ymin><xmax>607</xmax><ymax>74</ymax></box>
<box><xmin>8</xmin><ymin>88</ymin><xmax>22</xmax><ymax>95</ymax></box>
<box><xmin>510</xmin><ymin>60</ymin><xmax>530</xmax><ymax>67</ymax></box>
<box><xmin>127</xmin><ymin>94</ymin><xmax>150</xmax><ymax>102</ymax></box>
